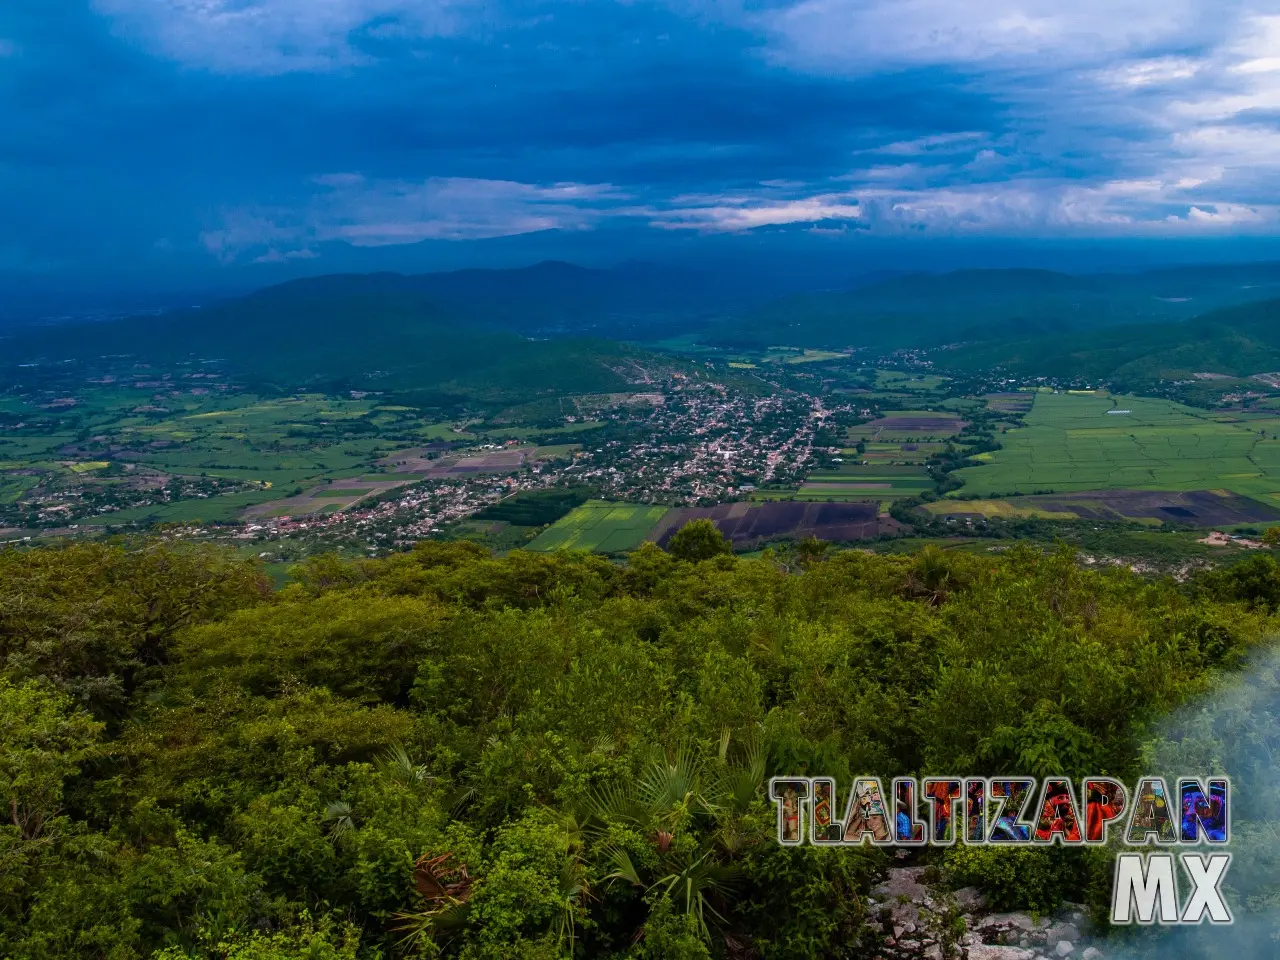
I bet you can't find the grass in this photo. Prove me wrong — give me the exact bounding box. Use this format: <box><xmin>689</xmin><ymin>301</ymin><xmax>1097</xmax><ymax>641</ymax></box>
<box><xmin>527</xmin><ymin>500</ymin><xmax>669</xmax><ymax>553</ymax></box>
<box><xmin>921</xmin><ymin>499</ymin><xmax>1080</xmax><ymax>520</ymax></box>
<box><xmin>533</xmin><ymin>443</ymin><xmax>582</xmax><ymax>459</ymax></box>
<box><xmin>781</xmin><ymin>349</ymin><xmax>846</xmax><ymax>364</ymax></box>
<box><xmin>484</xmin><ymin>421</ymin><xmax>604</xmax><ymax>440</ymax></box>
<box><xmin>951</xmin><ymin>390</ymin><xmax>1280</xmax><ymax>499</ymax></box>
<box><xmin>873</xmin><ymin>370</ymin><xmax>948</xmax><ymax>391</ymax></box>
<box><xmin>80</xmin><ymin>489</ymin><xmax>280</xmax><ymax>526</ymax></box>
<box><xmin>800</xmin><ymin>462</ymin><xmax>935</xmax><ymax>500</ymax></box>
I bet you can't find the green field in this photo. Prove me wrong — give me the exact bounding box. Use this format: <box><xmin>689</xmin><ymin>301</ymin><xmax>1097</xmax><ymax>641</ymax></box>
<box><xmin>920</xmin><ymin>499</ymin><xmax>1082</xmax><ymax>520</ymax></box>
<box><xmin>951</xmin><ymin>391</ymin><xmax>1280</xmax><ymax>499</ymax></box>
<box><xmin>802</xmin><ymin>462</ymin><xmax>935</xmax><ymax>500</ymax></box>
<box><xmin>527</xmin><ymin>501</ymin><xmax>669</xmax><ymax>553</ymax></box>
<box><xmin>849</xmin><ymin>441</ymin><xmax>945</xmax><ymax>464</ymax></box>
<box><xmin>78</xmin><ymin>489</ymin><xmax>280</xmax><ymax>526</ymax></box>
<box><xmin>873</xmin><ymin>370</ymin><xmax>948</xmax><ymax>392</ymax></box>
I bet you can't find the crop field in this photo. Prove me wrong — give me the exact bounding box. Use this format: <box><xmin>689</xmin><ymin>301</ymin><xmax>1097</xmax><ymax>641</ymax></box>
<box><xmin>79</xmin><ymin>490</ymin><xmax>281</xmax><ymax>526</ymax></box>
<box><xmin>984</xmin><ymin>392</ymin><xmax>1035</xmax><ymax>414</ymax></box>
<box><xmin>800</xmin><ymin>462</ymin><xmax>935</xmax><ymax>500</ymax></box>
<box><xmin>651</xmin><ymin>500</ymin><xmax>898</xmax><ymax>546</ymax></box>
<box><xmin>951</xmin><ymin>391</ymin><xmax>1280</xmax><ymax>500</ymax></box>
<box><xmin>240</xmin><ymin>478</ymin><xmax>409</xmax><ymax>521</ymax></box>
<box><xmin>873</xmin><ymin>370</ymin><xmax>949</xmax><ymax>392</ymax></box>
<box><xmin>781</xmin><ymin>349</ymin><xmax>846</xmax><ymax>364</ymax></box>
<box><xmin>847</xmin><ymin>441</ymin><xmax>946</xmax><ymax>464</ymax></box>
<box><xmin>426</xmin><ymin>450</ymin><xmax>528</xmax><ymax>477</ymax></box>
<box><xmin>924</xmin><ymin>490</ymin><xmax>1280</xmax><ymax>526</ymax></box>
<box><xmin>921</xmin><ymin>500</ymin><xmax>1084</xmax><ymax>521</ymax></box>
<box><xmin>849</xmin><ymin>412</ymin><xmax>967</xmax><ymax>442</ymax></box>
<box><xmin>526</xmin><ymin>501</ymin><xmax>670</xmax><ymax>553</ymax></box>
<box><xmin>760</xmin><ymin>347</ymin><xmax>847</xmax><ymax>364</ymax></box>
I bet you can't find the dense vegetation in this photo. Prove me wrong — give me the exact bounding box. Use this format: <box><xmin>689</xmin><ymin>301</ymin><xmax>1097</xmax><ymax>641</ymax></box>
<box><xmin>1</xmin><ymin>285</ymin><xmax>667</xmax><ymax>408</ymax></box>
<box><xmin>946</xmin><ymin>297</ymin><xmax>1280</xmax><ymax>387</ymax></box>
<box><xmin>473</xmin><ymin>487</ymin><xmax>595</xmax><ymax>528</ymax></box>
<box><xmin>717</xmin><ymin>265</ymin><xmax>1280</xmax><ymax>351</ymax></box>
<box><xmin>3</xmin><ymin>535</ymin><xmax>1277</xmax><ymax>958</ymax></box>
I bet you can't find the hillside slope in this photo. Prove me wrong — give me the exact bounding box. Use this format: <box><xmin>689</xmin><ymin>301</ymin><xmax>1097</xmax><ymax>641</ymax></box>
<box><xmin>0</xmin><ymin>283</ymin><xmax>661</xmax><ymax>404</ymax></box>
<box><xmin>717</xmin><ymin>263</ymin><xmax>1280</xmax><ymax>349</ymax></box>
<box><xmin>944</xmin><ymin>297</ymin><xmax>1280</xmax><ymax>385</ymax></box>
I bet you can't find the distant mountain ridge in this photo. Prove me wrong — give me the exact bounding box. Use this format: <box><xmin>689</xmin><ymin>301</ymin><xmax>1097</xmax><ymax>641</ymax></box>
<box><xmin>944</xmin><ymin>297</ymin><xmax>1280</xmax><ymax>386</ymax></box>
<box><xmin>713</xmin><ymin>262</ymin><xmax>1280</xmax><ymax>349</ymax></box>
<box><xmin>0</xmin><ymin>281</ymin><xmax>669</xmax><ymax>408</ymax></box>
<box><xmin>233</xmin><ymin>260</ymin><xmax>742</xmax><ymax>338</ymax></box>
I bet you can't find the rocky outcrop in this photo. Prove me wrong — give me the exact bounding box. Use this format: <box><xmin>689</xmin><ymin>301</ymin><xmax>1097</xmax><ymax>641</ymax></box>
<box><xmin>865</xmin><ymin>866</ymin><xmax>1107</xmax><ymax>960</ymax></box>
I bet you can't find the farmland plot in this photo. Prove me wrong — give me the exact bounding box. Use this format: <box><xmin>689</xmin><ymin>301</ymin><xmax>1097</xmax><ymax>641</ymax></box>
<box><xmin>951</xmin><ymin>391</ymin><xmax>1280</xmax><ymax>500</ymax></box>
<box><xmin>527</xmin><ymin>501</ymin><xmax>669</xmax><ymax>553</ymax></box>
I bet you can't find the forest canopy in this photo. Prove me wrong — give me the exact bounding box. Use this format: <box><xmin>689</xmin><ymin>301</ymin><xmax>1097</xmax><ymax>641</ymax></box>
<box><xmin>1</xmin><ymin>537</ymin><xmax>1277</xmax><ymax>959</ymax></box>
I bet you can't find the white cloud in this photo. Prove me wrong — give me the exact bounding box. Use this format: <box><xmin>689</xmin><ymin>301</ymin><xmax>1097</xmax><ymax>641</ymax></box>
<box><xmin>648</xmin><ymin>195</ymin><xmax>862</xmax><ymax>231</ymax></box>
<box><xmin>856</xmin><ymin>132</ymin><xmax>988</xmax><ymax>156</ymax></box>
<box><xmin>202</xmin><ymin>174</ymin><xmax>627</xmax><ymax>260</ymax></box>
<box><xmin>1096</xmin><ymin>56</ymin><xmax>1203</xmax><ymax>88</ymax></box>
<box><xmin>1182</xmin><ymin>203</ymin><xmax>1266</xmax><ymax>223</ymax></box>
<box><xmin>756</xmin><ymin>0</ymin><xmax>1210</xmax><ymax>73</ymax></box>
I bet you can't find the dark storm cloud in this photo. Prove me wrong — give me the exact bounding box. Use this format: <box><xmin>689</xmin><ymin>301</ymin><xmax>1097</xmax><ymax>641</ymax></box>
<box><xmin>2</xmin><ymin>0</ymin><xmax>1280</xmax><ymax>279</ymax></box>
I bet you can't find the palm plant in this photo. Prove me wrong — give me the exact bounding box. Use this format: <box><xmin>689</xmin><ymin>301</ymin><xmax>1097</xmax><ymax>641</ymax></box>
<box><xmin>586</xmin><ymin>734</ymin><xmax>763</xmax><ymax>942</ymax></box>
<box><xmin>321</xmin><ymin>799</ymin><xmax>356</xmax><ymax>841</ymax></box>
<box><xmin>907</xmin><ymin>544</ymin><xmax>962</xmax><ymax>606</ymax></box>
<box><xmin>374</xmin><ymin>743</ymin><xmax>431</xmax><ymax>785</ymax></box>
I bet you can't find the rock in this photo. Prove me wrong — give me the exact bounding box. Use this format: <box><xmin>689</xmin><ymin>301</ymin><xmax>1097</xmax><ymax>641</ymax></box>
<box><xmin>923</xmin><ymin>945</ymin><xmax>943</xmax><ymax>960</ymax></box>
<box><xmin>980</xmin><ymin>913</ymin><xmax>1045</xmax><ymax>932</ymax></box>
<box><xmin>873</xmin><ymin>867</ymin><xmax>930</xmax><ymax>900</ymax></box>
<box><xmin>953</xmin><ymin>886</ymin><xmax>988</xmax><ymax>912</ymax></box>
<box><xmin>1081</xmin><ymin>949</ymin><xmax>1102</xmax><ymax>960</ymax></box>
<box><xmin>968</xmin><ymin>947</ymin><xmax>1037</xmax><ymax>960</ymax></box>
<box><xmin>890</xmin><ymin>901</ymin><xmax>922</xmax><ymax>927</ymax></box>
<box><xmin>1046</xmin><ymin>923</ymin><xmax>1081</xmax><ymax>943</ymax></box>
<box><xmin>1055</xmin><ymin>941</ymin><xmax>1076</xmax><ymax>957</ymax></box>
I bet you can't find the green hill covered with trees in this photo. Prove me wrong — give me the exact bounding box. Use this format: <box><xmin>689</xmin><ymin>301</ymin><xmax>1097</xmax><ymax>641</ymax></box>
<box><xmin>0</xmin><ymin>285</ymin><xmax>663</xmax><ymax>407</ymax></box>
<box><xmin>3</xmin><ymin>535</ymin><xmax>1278</xmax><ymax>958</ymax></box>
<box><xmin>945</xmin><ymin>298</ymin><xmax>1280</xmax><ymax>387</ymax></box>
<box><xmin>715</xmin><ymin>264</ymin><xmax>1280</xmax><ymax>350</ymax></box>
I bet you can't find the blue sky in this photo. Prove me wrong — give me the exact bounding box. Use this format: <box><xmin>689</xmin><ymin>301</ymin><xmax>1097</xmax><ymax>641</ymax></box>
<box><xmin>4</xmin><ymin>0</ymin><xmax>1280</xmax><ymax>293</ymax></box>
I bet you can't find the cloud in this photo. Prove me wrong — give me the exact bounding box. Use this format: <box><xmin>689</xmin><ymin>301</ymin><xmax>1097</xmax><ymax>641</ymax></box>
<box><xmin>91</xmin><ymin>0</ymin><xmax>483</xmax><ymax>74</ymax></box>
<box><xmin>7</xmin><ymin>0</ymin><xmax>1280</xmax><ymax>290</ymax></box>
<box><xmin>647</xmin><ymin>194</ymin><xmax>863</xmax><ymax>231</ymax></box>
<box><xmin>754</xmin><ymin>0</ymin><xmax>1217</xmax><ymax>73</ymax></box>
<box><xmin>202</xmin><ymin>175</ymin><xmax>630</xmax><ymax>261</ymax></box>
<box><xmin>1096</xmin><ymin>56</ymin><xmax>1204</xmax><ymax>88</ymax></box>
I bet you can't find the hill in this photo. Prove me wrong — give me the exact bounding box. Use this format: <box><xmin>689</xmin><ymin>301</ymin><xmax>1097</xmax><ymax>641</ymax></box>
<box><xmin>1</xmin><ymin>539</ymin><xmax>1276</xmax><ymax>957</ymax></box>
<box><xmin>219</xmin><ymin>260</ymin><xmax>740</xmax><ymax>339</ymax></box>
<box><xmin>0</xmin><ymin>282</ymin><xmax>666</xmax><ymax>406</ymax></box>
<box><xmin>945</xmin><ymin>297</ymin><xmax>1280</xmax><ymax>386</ymax></box>
<box><xmin>714</xmin><ymin>262</ymin><xmax>1280</xmax><ymax>349</ymax></box>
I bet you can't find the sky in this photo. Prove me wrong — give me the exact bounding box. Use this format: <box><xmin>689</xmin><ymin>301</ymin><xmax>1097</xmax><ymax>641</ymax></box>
<box><xmin>5</xmin><ymin>1</ymin><xmax>1280</xmax><ymax>305</ymax></box>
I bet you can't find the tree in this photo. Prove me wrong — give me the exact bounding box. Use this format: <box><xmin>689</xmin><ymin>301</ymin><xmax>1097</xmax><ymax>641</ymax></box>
<box><xmin>0</xmin><ymin>679</ymin><xmax>102</xmax><ymax>843</ymax></box>
<box><xmin>665</xmin><ymin>519</ymin><xmax>732</xmax><ymax>562</ymax></box>
<box><xmin>1264</xmin><ymin>526</ymin><xmax>1280</xmax><ymax>547</ymax></box>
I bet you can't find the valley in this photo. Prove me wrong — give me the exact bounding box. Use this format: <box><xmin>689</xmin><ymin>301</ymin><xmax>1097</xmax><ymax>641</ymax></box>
<box><xmin>10</xmin><ymin>272</ymin><xmax>1280</xmax><ymax>578</ymax></box>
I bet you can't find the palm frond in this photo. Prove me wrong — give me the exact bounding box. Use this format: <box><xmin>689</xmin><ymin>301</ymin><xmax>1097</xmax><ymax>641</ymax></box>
<box><xmin>322</xmin><ymin>799</ymin><xmax>356</xmax><ymax>840</ymax></box>
<box><xmin>375</xmin><ymin>743</ymin><xmax>431</xmax><ymax>785</ymax></box>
